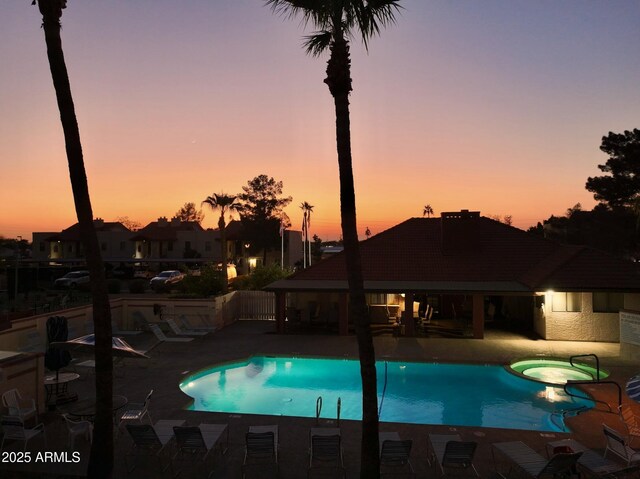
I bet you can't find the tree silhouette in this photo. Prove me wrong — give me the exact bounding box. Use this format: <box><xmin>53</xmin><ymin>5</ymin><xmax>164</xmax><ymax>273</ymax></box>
<box><xmin>365</xmin><ymin>226</ymin><xmax>372</xmax><ymax>239</ymax></box>
<box><xmin>423</xmin><ymin>204</ymin><xmax>434</xmax><ymax>217</ymax></box>
<box><xmin>266</xmin><ymin>1</ymin><xmax>401</xmax><ymax>476</ymax></box>
<box><xmin>34</xmin><ymin>1</ymin><xmax>113</xmax><ymax>476</ymax></box>
<box><xmin>174</xmin><ymin>202</ymin><xmax>204</xmax><ymax>223</ymax></box>
<box><xmin>202</xmin><ymin>193</ymin><xmax>240</xmax><ymax>294</ymax></box>
<box><xmin>586</xmin><ymin>129</ymin><xmax>640</xmax><ymax>208</ymax></box>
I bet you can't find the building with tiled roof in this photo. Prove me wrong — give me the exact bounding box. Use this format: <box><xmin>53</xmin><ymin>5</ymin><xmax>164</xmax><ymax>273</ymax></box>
<box><xmin>267</xmin><ymin>210</ymin><xmax>640</xmax><ymax>342</ymax></box>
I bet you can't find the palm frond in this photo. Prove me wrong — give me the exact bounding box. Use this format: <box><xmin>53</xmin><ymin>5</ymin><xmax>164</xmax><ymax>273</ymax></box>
<box><xmin>359</xmin><ymin>0</ymin><xmax>403</xmax><ymax>50</ymax></box>
<box><xmin>265</xmin><ymin>0</ymin><xmax>332</xmax><ymax>30</ymax></box>
<box><xmin>303</xmin><ymin>31</ymin><xmax>332</xmax><ymax>56</ymax></box>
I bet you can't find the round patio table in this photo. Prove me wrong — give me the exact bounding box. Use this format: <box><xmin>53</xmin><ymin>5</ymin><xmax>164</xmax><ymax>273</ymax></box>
<box><xmin>44</xmin><ymin>372</ymin><xmax>80</xmax><ymax>405</ymax></box>
<box><xmin>66</xmin><ymin>394</ymin><xmax>128</xmax><ymax>422</ymax></box>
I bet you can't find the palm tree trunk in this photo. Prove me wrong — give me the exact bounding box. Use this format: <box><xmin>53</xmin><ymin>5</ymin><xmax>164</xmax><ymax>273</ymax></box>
<box><xmin>38</xmin><ymin>3</ymin><xmax>114</xmax><ymax>477</ymax></box>
<box><xmin>327</xmin><ymin>37</ymin><xmax>380</xmax><ymax>478</ymax></box>
<box><xmin>219</xmin><ymin>216</ymin><xmax>229</xmax><ymax>294</ymax></box>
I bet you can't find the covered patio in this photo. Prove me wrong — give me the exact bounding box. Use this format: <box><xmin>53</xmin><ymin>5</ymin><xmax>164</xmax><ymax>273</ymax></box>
<box><xmin>267</xmin><ymin>211</ymin><xmax>640</xmax><ymax>341</ymax></box>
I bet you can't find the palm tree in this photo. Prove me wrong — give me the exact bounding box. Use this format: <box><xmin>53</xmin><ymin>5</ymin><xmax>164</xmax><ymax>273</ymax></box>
<box><xmin>202</xmin><ymin>193</ymin><xmax>240</xmax><ymax>293</ymax></box>
<box><xmin>423</xmin><ymin>204</ymin><xmax>434</xmax><ymax>217</ymax></box>
<box><xmin>34</xmin><ymin>1</ymin><xmax>113</xmax><ymax>477</ymax></box>
<box><xmin>266</xmin><ymin>1</ymin><xmax>401</xmax><ymax>476</ymax></box>
<box><xmin>300</xmin><ymin>201</ymin><xmax>314</xmax><ymax>267</ymax></box>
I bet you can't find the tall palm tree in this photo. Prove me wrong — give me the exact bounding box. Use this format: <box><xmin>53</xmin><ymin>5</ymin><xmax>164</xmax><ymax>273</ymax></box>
<box><xmin>34</xmin><ymin>1</ymin><xmax>113</xmax><ymax>477</ymax></box>
<box><xmin>266</xmin><ymin>1</ymin><xmax>401</xmax><ymax>476</ymax></box>
<box><xmin>300</xmin><ymin>201</ymin><xmax>314</xmax><ymax>267</ymax></box>
<box><xmin>202</xmin><ymin>193</ymin><xmax>240</xmax><ymax>293</ymax></box>
<box><xmin>423</xmin><ymin>204</ymin><xmax>434</xmax><ymax>218</ymax></box>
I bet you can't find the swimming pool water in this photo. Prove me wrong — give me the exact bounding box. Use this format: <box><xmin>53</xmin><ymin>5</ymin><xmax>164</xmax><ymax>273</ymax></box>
<box><xmin>180</xmin><ymin>356</ymin><xmax>594</xmax><ymax>432</ymax></box>
<box><xmin>509</xmin><ymin>358</ymin><xmax>608</xmax><ymax>385</ymax></box>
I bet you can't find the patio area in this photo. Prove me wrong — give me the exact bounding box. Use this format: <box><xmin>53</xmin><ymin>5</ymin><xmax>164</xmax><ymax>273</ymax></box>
<box><xmin>1</xmin><ymin>320</ymin><xmax>639</xmax><ymax>478</ymax></box>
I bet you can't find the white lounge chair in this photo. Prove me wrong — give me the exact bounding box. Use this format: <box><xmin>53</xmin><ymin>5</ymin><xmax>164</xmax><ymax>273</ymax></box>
<box><xmin>621</xmin><ymin>406</ymin><xmax>640</xmax><ymax>447</ymax></box>
<box><xmin>492</xmin><ymin>441</ymin><xmax>582</xmax><ymax>478</ymax></box>
<box><xmin>148</xmin><ymin>323</ymin><xmax>193</xmax><ymax>342</ymax></box>
<box><xmin>163</xmin><ymin>318</ymin><xmax>208</xmax><ymax>336</ymax></box>
<box><xmin>119</xmin><ymin>389</ymin><xmax>153</xmax><ymax>428</ymax></box>
<box><xmin>603</xmin><ymin>424</ymin><xmax>640</xmax><ymax>465</ymax></box>
<box><xmin>547</xmin><ymin>437</ymin><xmax>640</xmax><ymax>478</ymax></box>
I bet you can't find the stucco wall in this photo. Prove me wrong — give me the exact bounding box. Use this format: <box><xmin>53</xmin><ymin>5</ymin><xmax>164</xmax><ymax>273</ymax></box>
<box><xmin>535</xmin><ymin>292</ymin><xmax>640</xmax><ymax>342</ymax></box>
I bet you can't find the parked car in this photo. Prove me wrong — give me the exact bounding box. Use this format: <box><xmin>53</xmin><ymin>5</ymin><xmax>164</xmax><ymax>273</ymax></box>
<box><xmin>54</xmin><ymin>270</ymin><xmax>90</xmax><ymax>289</ymax></box>
<box><xmin>149</xmin><ymin>270</ymin><xmax>185</xmax><ymax>291</ymax></box>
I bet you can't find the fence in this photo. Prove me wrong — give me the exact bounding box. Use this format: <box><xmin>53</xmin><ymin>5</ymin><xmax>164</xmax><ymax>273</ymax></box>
<box><xmin>233</xmin><ymin>290</ymin><xmax>276</xmax><ymax>320</ymax></box>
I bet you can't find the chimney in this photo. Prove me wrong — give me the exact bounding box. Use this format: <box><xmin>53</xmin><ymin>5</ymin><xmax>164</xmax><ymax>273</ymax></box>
<box><xmin>171</xmin><ymin>217</ymin><xmax>181</xmax><ymax>227</ymax></box>
<box><xmin>440</xmin><ymin>210</ymin><xmax>481</xmax><ymax>255</ymax></box>
<box><xmin>93</xmin><ymin>218</ymin><xmax>104</xmax><ymax>228</ymax></box>
<box><xmin>157</xmin><ymin>217</ymin><xmax>168</xmax><ymax>227</ymax></box>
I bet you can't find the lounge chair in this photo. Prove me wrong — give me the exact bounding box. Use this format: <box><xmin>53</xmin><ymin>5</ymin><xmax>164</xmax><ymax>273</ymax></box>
<box><xmin>148</xmin><ymin>323</ymin><xmax>193</xmax><ymax>342</ymax></box>
<box><xmin>603</xmin><ymin>424</ymin><xmax>640</xmax><ymax>465</ymax></box>
<box><xmin>492</xmin><ymin>441</ymin><xmax>582</xmax><ymax>478</ymax></box>
<box><xmin>119</xmin><ymin>389</ymin><xmax>153</xmax><ymax>429</ymax></box>
<box><xmin>547</xmin><ymin>438</ymin><xmax>640</xmax><ymax>478</ymax></box>
<box><xmin>172</xmin><ymin>423</ymin><xmax>228</xmax><ymax>478</ymax></box>
<box><xmin>2</xmin><ymin>388</ymin><xmax>37</xmax><ymax>425</ymax></box>
<box><xmin>62</xmin><ymin>413</ymin><xmax>92</xmax><ymax>450</ymax></box>
<box><xmin>308</xmin><ymin>427</ymin><xmax>344</xmax><ymax>478</ymax></box>
<box><xmin>428</xmin><ymin>433</ymin><xmax>478</xmax><ymax>477</ymax></box>
<box><xmin>179</xmin><ymin>314</ymin><xmax>216</xmax><ymax>332</ymax></box>
<box><xmin>379</xmin><ymin>431</ymin><xmax>414</xmax><ymax>477</ymax></box>
<box><xmin>1</xmin><ymin>415</ymin><xmax>47</xmax><ymax>452</ymax></box>
<box><xmin>621</xmin><ymin>406</ymin><xmax>640</xmax><ymax>446</ymax></box>
<box><xmin>243</xmin><ymin>425</ymin><xmax>278</xmax><ymax>479</ymax></box>
<box><xmin>125</xmin><ymin>420</ymin><xmax>184</xmax><ymax>473</ymax></box>
<box><xmin>163</xmin><ymin>318</ymin><xmax>208</xmax><ymax>336</ymax></box>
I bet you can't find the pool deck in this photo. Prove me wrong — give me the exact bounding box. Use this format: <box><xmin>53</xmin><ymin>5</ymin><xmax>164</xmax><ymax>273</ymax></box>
<box><xmin>2</xmin><ymin>320</ymin><xmax>639</xmax><ymax>478</ymax></box>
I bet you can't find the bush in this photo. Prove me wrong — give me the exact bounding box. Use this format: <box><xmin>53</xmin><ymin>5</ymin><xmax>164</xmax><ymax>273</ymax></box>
<box><xmin>176</xmin><ymin>265</ymin><xmax>223</xmax><ymax>297</ymax></box>
<box><xmin>129</xmin><ymin>279</ymin><xmax>146</xmax><ymax>294</ymax></box>
<box><xmin>233</xmin><ymin>264</ymin><xmax>292</xmax><ymax>291</ymax></box>
<box><xmin>106</xmin><ymin>279</ymin><xmax>121</xmax><ymax>294</ymax></box>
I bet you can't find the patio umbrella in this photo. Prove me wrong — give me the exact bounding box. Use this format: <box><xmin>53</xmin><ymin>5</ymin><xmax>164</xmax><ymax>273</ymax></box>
<box><xmin>626</xmin><ymin>374</ymin><xmax>640</xmax><ymax>403</ymax></box>
<box><xmin>51</xmin><ymin>333</ymin><xmax>149</xmax><ymax>359</ymax></box>
<box><xmin>45</xmin><ymin>316</ymin><xmax>72</xmax><ymax>381</ymax></box>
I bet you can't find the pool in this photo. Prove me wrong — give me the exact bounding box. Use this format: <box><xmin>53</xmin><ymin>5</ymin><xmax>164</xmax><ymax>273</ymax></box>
<box><xmin>509</xmin><ymin>358</ymin><xmax>609</xmax><ymax>386</ymax></box>
<box><xmin>179</xmin><ymin>356</ymin><xmax>594</xmax><ymax>432</ymax></box>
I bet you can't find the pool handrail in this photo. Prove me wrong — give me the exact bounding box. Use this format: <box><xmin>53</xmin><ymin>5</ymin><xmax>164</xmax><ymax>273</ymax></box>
<box><xmin>379</xmin><ymin>361</ymin><xmax>389</xmax><ymax>416</ymax></box>
<box><xmin>564</xmin><ymin>380</ymin><xmax>621</xmax><ymax>413</ymax></box>
<box><xmin>316</xmin><ymin>396</ymin><xmax>322</xmax><ymax>426</ymax></box>
<box><xmin>337</xmin><ymin>397</ymin><xmax>341</xmax><ymax>427</ymax></box>
<box><xmin>569</xmin><ymin>354</ymin><xmax>600</xmax><ymax>381</ymax></box>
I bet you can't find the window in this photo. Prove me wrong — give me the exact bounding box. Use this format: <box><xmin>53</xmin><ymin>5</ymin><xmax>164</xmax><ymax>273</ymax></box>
<box><xmin>68</xmin><ymin>244</ymin><xmax>73</xmax><ymax>253</ymax></box>
<box><xmin>552</xmin><ymin>292</ymin><xmax>582</xmax><ymax>312</ymax></box>
<box><xmin>593</xmin><ymin>292</ymin><xmax>624</xmax><ymax>313</ymax></box>
<box><xmin>205</xmin><ymin>241</ymin><xmax>212</xmax><ymax>252</ymax></box>
<box><xmin>119</xmin><ymin>241</ymin><xmax>126</xmax><ymax>251</ymax></box>
<box><xmin>53</xmin><ymin>244</ymin><xmax>59</xmax><ymax>253</ymax></box>
<box><xmin>137</xmin><ymin>244</ymin><xmax>142</xmax><ymax>253</ymax></box>
<box><xmin>39</xmin><ymin>242</ymin><xmax>45</xmax><ymax>252</ymax></box>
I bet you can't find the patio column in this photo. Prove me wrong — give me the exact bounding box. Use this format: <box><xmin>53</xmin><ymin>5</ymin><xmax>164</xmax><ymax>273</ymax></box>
<box><xmin>275</xmin><ymin>291</ymin><xmax>286</xmax><ymax>334</ymax></box>
<box><xmin>339</xmin><ymin>293</ymin><xmax>349</xmax><ymax>336</ymax></box>
<box><xmin>402</xmin><ymin>292</ymin><xmax>416</xmax><ymax>336</ymax></box>
<box><xmin>472</xmin><ymin>293</ymin><xmax>484</xmax><ymax>339</ymax></box>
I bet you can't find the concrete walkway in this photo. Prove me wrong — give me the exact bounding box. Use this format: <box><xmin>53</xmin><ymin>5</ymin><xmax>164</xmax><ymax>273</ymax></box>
<box><xmin>1</xmin><ymin>320</ymin><xmax>638</xmax><ymax>478</ymax></box>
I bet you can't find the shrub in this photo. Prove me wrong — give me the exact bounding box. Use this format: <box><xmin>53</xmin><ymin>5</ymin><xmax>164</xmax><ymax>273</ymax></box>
<box><xmin>176</xmin><ymin>265</ymin><xmax>223</xmax><ymax>297</ymax></box>
<box><xmin>233</xmin><ymin>264</ymin><xmax>292</xmax><ymax>291</ymax></box>
<box><xmin>128</xmin><ymin>279</ymin><xmax>146</xmax><ymax>294</ymax></box>
<box><xmin>106</xmin><ymin>279</ymin><xmax>121</xmax><ymax>294</ymax></box>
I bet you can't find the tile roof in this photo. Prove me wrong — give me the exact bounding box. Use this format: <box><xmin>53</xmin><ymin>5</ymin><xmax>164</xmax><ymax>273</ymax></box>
<box><xmin>46</xmin><ymin>221</ymin><xmax>129</xmax><ymax>241</ymax></box>
<box><xmin>270</xmin><ymin>216</ymin><xmax>640</xmax><ymax>293</ymax></box>
<box><xmin>129</xmin><ymin>220</ymin><xmax>204</xmax><ymax>241</ymax></box>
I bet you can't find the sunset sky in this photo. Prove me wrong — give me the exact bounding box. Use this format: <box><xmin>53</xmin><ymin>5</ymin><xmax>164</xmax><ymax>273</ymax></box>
<box><xmin>1</xmin><ymin>1</ymin><xmax>639</xmax><ymax>242</ymax></box>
